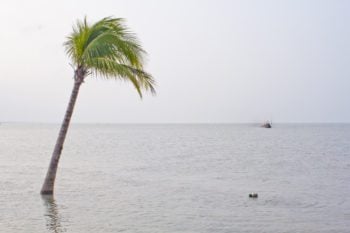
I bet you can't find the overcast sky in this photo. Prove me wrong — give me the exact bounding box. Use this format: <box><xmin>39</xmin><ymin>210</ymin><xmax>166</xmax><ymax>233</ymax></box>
<box><xmin>1</xmin><ymin>0</ymin><xmax>349</xmax><ymax>123</ymax></box>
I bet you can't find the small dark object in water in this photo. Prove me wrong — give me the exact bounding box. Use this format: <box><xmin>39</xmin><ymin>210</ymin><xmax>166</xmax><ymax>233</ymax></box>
<box><xmin>249</xmin><ymin>193</ymin><xmax>258</xmax><ymax>198</ymax></box>
<box><xmin>261</xmin><ymin>122</ymin><xmax>271</xmax><ymax>128</ymax></box>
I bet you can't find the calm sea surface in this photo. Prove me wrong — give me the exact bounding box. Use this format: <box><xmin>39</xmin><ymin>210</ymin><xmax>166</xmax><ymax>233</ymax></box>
<box><xmin>0</xmin><ymin>123</ymin><xmax>349</xmax><ymax>232</ymax></box>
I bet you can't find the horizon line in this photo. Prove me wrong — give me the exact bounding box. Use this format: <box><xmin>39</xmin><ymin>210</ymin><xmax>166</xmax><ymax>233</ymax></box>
<box><xmin>2</xmin><ymin>121</ymin><xmax>350</xmax><ymax>125</ymax></box>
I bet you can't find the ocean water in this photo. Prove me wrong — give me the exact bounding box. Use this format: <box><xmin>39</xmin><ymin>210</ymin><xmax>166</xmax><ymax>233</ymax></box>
<box><xmin>0</xmin><ymin>123</ymin><xmax>349</xmax><ymax>233</ymax></box>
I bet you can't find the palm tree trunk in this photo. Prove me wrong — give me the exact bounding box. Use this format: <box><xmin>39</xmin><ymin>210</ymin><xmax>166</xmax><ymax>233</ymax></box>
<box><xmin>41</xmin><ymin>76</ymin><xmax>83</xmax><ymax>195</ymax></box>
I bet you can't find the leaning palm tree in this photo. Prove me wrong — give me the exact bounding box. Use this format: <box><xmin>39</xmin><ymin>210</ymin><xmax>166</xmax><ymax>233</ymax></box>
<box><xmin>41</xmin><ymin>17</ymin><xmax>155</xmax><ymax>195</ymax></box>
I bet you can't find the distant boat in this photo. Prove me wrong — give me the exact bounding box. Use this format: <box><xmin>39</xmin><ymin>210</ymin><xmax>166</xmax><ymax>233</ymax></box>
<box><xmin>261</xmin><ymin>121</ymin><xmax>272</xmax><ymax>128</ymax></box>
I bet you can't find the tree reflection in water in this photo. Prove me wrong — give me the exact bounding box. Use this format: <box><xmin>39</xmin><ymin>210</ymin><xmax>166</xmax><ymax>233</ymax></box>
<box><xmin>42</xmin><ymin>195</ymin><xmax>66</xmax><ymax>233</ymax></box>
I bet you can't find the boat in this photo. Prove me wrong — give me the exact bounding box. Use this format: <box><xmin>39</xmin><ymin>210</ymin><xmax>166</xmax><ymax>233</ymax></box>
<box><xmin>261</xmin><ymin>121</ymin><xmax>272</xmax><ymax>128</ymax></box>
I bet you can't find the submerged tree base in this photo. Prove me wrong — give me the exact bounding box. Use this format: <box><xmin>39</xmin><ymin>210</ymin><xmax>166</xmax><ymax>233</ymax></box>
<box><xmin>41</xmin><ymin>190</ymin><xmax>54</xmax><ymax>195</ymax></box>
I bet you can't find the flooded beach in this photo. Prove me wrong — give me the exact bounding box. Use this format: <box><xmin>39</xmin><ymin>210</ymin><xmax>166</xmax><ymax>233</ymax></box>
<box><xmin>0</xmin><ymin>123</ymin><xmax>349</xmax><ymax>232</ymax></box>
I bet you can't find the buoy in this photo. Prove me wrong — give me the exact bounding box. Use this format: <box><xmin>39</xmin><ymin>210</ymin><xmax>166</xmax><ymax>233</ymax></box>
<box><xmin>249</xmin><ymin>193</ymin><xmax>258</xmax><ymax>198</ymax></box>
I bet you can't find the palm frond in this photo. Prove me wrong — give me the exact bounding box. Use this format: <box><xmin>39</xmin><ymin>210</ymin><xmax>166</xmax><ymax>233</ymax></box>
<box><xmin>64</xmin><ymin>16</ymin><xmax>155</xmax><ymax>97</ymax></box>
<box><xmin>87</xmin><ymin>57</ymin><xmax>155</xmax><ymax>98</ymax></box>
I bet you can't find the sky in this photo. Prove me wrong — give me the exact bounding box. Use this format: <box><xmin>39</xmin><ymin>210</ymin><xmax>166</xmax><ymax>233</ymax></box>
<box><xmin>0</xmin><ymin>0</ymin><xmax>349</xmax><ymax>123</ymax></box>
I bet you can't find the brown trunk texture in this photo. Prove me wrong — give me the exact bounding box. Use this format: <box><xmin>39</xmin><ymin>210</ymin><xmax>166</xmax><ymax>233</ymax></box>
<box><xmin>41</xmin><ymin>77</ymin><xmax>83</xmax><ymax>195</ymax></box>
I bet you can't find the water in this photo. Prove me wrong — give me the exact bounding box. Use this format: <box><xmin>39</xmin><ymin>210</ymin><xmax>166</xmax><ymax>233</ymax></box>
<box><xmin>0</xmin><ymin>123</ymin><xmax>349</xmax><ymax>232</ymax></box>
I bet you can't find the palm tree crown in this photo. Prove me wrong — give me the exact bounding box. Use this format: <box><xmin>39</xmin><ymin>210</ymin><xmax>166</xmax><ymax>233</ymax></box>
<box><xmin>64</xmin><ymin>17</ymin><xmax>155</xmax><ymax>97</ymax></box>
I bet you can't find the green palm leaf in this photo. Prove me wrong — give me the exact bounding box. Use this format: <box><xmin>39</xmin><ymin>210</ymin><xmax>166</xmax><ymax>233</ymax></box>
<box><xmin>64</xmin><ymin>16</ymin><xmax>155</xmax><ymax>98</ymax></box>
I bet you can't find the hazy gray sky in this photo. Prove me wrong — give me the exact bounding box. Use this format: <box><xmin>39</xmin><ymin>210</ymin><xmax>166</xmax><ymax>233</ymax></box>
<box><xmin>1</xmin><ymin>0</ymin><xmax>349</xmax><ymax>123</ymax></box>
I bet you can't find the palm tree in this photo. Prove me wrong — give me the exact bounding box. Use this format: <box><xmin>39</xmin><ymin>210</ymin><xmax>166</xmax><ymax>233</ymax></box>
<box><xmin>41</xmin><ymin>17</ymin><xmax>155</xmax><ymax>195</ymax></box>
